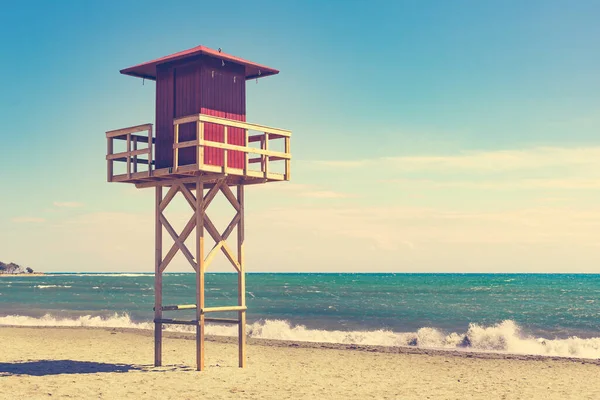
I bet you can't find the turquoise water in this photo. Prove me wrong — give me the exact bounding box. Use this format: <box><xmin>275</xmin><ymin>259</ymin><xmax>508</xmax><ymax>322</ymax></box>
<box><xmin>1</xmin><ymin>273</ymin><xmax>599</xmax><ymax>357</ymax></box>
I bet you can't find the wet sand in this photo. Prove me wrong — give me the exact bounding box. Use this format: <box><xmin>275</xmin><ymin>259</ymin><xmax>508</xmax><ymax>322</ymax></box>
<box><xmin>0</xmin><ymin>326</ymin><xmax>599</xmax><ymax>399</ymax></box>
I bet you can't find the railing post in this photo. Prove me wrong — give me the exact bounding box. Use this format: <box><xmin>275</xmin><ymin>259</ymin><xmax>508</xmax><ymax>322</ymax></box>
<box><xmin>107</xmin><ymin>137</ymin><xmax>113</xmax><ymax>182</ymax></box>
<box><xmin>174</xmin><ymin>122</ymin><xmax>180</xmax><ymax>172</ymax></box>
<box><xmin>260</xmin><ymin>136</ymin><xmax>266</xmax><ymax>176</ymax></box>
<box><xmin>263</xmin><ymin>133</ymin><xmax>269</xmax><ymax>178</ymax></box>
<box><xmin>126</xmin><ymin>133</ymin><xmax>131</xmax><ymax>179</ymax></box>
<box><xmin>148</xmin><ymin>125</ymin><xmax>153</xmax><ymax>177</ymax></box>
<box><xmin>244</xmin><ymin>129</ymin><xmax>248</xmax><ymax>174</ymax></box>
<box><xmin>223</xmin><ymin>126</ymin><xmax>228</xmax><ymax>173</ymax></box>
<box><xmin>285</xmin><ymin>136</ymin><xmax>290</xmax><ymax>181</ymax></box>
<box><xmin>133</xmin><ymin>135</ymin><xmax>138</xmax><ymax>174</ymax></box>
<box><xmin>197</xmin><ymin>120</ymin><xmax>204</xmax><ymax>170</ymax></box>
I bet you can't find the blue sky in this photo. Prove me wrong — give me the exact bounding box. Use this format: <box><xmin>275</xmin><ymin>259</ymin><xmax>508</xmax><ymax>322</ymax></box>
<box><xmin>1</xmin><ymin>0</ymin><xmax>599</xmax><ymax>272</ymax></box>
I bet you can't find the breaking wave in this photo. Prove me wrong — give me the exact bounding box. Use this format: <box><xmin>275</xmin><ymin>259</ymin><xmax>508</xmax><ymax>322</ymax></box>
<box><xmin>35</xmin><ymin>285</ymin><xmax>72</xmax><ymax>289</ymax></box>
<box><xmin>43</xmin><ymin>274</ymin><xmax>153</xmax><ymax>278</ymax></box>
<box><xmin>1</xmin><ymin>314</ymin><xmax>599</xmax><ymax>359</ymax></box>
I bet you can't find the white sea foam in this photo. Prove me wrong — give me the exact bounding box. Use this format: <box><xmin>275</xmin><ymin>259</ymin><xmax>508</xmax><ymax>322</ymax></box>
<box><xmin>43</xmin><ymin>273</ymin><xmax>153</xmax><ymax>278</ymax></box>
<box><xmin>1</xmin><ymin>314</ymin><xmax>599</xmax><ymax>359</ymax></box>
<box><xmin>35</xmin><ymin>285</ymin><xmax>72</xmax><ymax>289</ymax></box>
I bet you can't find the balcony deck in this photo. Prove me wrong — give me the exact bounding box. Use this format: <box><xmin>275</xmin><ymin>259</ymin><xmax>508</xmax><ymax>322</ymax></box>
<box><xmin>106</xmin><ymin>114</ymin><xmax>291</xmax><ymax>189</ymax></box>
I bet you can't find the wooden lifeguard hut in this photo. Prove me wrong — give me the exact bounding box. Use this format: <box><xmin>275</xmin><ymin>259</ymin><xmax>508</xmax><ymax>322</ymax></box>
<box><xmin>105</xmin><ymin>45</ymin><xmax>291</xmax><ymax>371</ymax></box>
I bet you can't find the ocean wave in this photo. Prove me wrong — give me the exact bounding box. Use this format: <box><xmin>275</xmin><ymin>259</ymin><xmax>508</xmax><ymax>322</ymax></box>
<box><xmin>35</xmin><ymin>285</ymin><xmax>72</xmax><ymax>289</ymax></box>
<box><xmin>0</xmin><ymin>314</ymin><xmax>599</xmax><ymax>359</ymax></box>
<box><xmin>44</xmin><ymin>273</ymin><xmax>153</xmax><ymax>278</ymax></box>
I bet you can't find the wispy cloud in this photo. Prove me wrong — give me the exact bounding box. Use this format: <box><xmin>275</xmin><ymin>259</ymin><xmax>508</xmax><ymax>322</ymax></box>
<box><xmin>255</xmin><ymin>183</ymin><xmax>353</xmax><ymax>199</ymax></box>
<box><xmin>256</xmin><ymin>204</ymin><xmax>600</xmax><ymax>250</ymax></box>
<box><xmin>11</xmin><ymin>217</ymin><xmax>45</xmax><ymax>223</ymax></box>
<box><xmin>311</xmin><ymin>147</ymin><xmax>600</xmax><ymax>173</ymax></box>
<box><xmin>53</xmin><ymin>201</ymin><xmax>84</xmax><ymax>208</ymax></box>
<box><xmin>382</xmin><ymin>178</ymin><xmax>600</xmax><ymax>190</ymax></box>
<box><xmin>300</xmin><ymin>191</ymin><xmax>355</xmax><ymax>199</ymax></box>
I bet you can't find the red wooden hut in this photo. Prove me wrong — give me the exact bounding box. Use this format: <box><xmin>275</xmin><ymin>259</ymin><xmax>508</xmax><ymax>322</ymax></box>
<box><xmin>121</xmin><ymin>45</ymin><xmax>279</xmax><ymax>170</ymax></box>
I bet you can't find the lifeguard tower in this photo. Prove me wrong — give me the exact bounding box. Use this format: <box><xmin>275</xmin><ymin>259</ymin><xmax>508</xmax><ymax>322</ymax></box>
<box><xmin>105</xmin><ymin>45</ymin><xmax>291</xmax><ymax>371</ymax></box>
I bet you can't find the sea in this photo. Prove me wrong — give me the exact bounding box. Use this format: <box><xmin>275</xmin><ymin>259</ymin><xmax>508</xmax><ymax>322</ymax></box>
<box><xmin>1</xmin><ymin>273</ymin><xmax>599</xmax><ymax>358</ymax></box>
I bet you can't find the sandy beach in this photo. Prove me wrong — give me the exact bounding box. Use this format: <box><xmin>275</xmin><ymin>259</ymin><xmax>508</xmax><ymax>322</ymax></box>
<box><xmin>0</xmin><ymin>327</ymin><xmax>598</xmax><ymax>399</ymax></box>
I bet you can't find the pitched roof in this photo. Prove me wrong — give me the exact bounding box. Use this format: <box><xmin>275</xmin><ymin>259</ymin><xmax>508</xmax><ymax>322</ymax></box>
<box><xmin>120</xmin><ymin>45</ymin><xmax>279</xmax><ymax>81</ymax></box>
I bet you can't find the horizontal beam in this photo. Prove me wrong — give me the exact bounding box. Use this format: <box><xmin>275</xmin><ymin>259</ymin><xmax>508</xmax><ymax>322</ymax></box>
<box><xmin>204</xmin><ymin>318</ymin><xmax>240</xmax><ymax>324</ymax></box>
<box><xmin>112</xmin><ymin>157</ymin><xmax>154</xmax><ymax>165</ymax></box>
<box><xmin>173</xmin><ymin>115</ymin><xmax>199</xmax><ymax>125</ymax></box>
<box><xmin>153</xmin><ymin>318</ymin><xmax>240</xmax><ymax>325</ymax></box>
<box><xmin>248</xmin><ymin>155</ymin><xmax>286</xmax><ymax>164</ymax></box>
<box><xmin>113</xmin><ymin>134</ymin><xmax>155</xmax><ymax>144</ymax></box>
<box><xmin>200</xmin><ymin>114</ymin><xmax>291</xmax><ymax>136</ymax></box>
<box><xmin>174</xmin><ymin>139</ymin><xmax>198</xmax><ymax>149</ymax></box>
<box><xmin>202</xmin><ymin>306</ymin><xmax>247</xmax><ymax>314</ymax></box>
<box><xmin>134</xmin><ymin>173</ymin><xmax>226</xmax><ymax>189</ymax></box>
<box><xmin>154</xmin><ymin>318</ymin><xmax>198</xmax><ymax>326</ymax></box>
<box><xmin>156</xmin><ymin>304</ymin><xmax>197</xmax><ymax>311</ymax></box>
<box><xmin>201</xmin><ymin>140</ymin><xmax>290</xmax><ymax>159</ymax></box>
<box><xmin>106</xmin><ymin>123</ymin><xmax>153</xmax><ymax>138</ymax></box>
<box><xmin>111</xmin><ymin>171</ymin><xmax>152</xmax><ymax>182</ymax></box>
<box><xmin>173</xmin><ymin>114</ymin><xmax>291</xmax><ymax>136</ymax></box>
<box><xmin>248</xmin><ymin>133</ymin><xmax>287</xmax><ymax>142</ymax></box>
<box><xmin>106</xmin><ymin>148</ymin><xmax>149</xmax><ymax>160</ymax></box>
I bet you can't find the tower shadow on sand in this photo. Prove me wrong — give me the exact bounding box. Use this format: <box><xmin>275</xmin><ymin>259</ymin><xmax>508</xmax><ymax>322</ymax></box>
<box><xmin>0</xmin><ymin>360</ymin><xmax>146</xmax><ymax>376</ymax></box>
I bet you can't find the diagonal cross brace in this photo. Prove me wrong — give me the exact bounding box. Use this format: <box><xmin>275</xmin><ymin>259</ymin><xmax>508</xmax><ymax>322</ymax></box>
<box><xmin>159</xmin><ymin>213</ymin><xmax>197</xmax><ymax>273</ymax></box>
<box><xmin>178</xmin><ymin>183</ymin><xmax>197</xmax><ymax>211</ymax></box>
<box><xmin>158</xmin><ymin>177</ymin><xmax>240</xmax><ymax>274</ymax></box>
<box><xmin>160</xmin><ymin>213</ymin><xmax>197</xmax><ymax>271</ymax></box>
<box><xmin>203</xmin><ymin>212</ymin><xmax>241</xmax><ymax>271</ymax></box>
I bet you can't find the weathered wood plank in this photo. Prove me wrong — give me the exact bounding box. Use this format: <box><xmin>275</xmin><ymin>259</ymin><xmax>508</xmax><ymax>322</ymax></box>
<box><xmin>199</xmin><ymin>140</ymin><xmax>290</xmax><ymax>159</ymax></box>
<box><xmin>160</xmin><ymin>214</ymin><xmax>197</xmax><ymax>270</ymax></box>
<box><xmin>220</xmin><ymin>183</ymin><xmax>241</xmax><ymax>211</ymax></box>
<box><xmin>199</xmin><ymin>114</ymin><xmax>291</xmax><ymax>136</ymax></box>
<box><xmin>106</xmin><ymin>123</ymin><xmax>153</xmax><ymax>138</ymax></box>
<box><xmin>248</xmin><ymin>155</ymin><xmax>287</xmax><ymax>163</ymax></box>
<box><xmin>154</xmin><ymin>186</ymin><xmax>163</xmax><ymax>367</ymax></box>
<box><xmin>196</xmin><ymin>177</ymin><xmax>206</xmax><ymax>371</ymax></box>
<box><xmin>202</xmin><ymin>306</ymin><xmax>247</xmax><ymax>313</ymax></box>
<box><xmin>106</xmin><ymin>148</ymin><xmax>149</xmax><ymax>160</ymax></box>
<box><xmin>159</xmin><ymin>304</ymin><xmax>197</xmax><ymax>311</ymax></box>
<box><xmin>173</xmin><ymin>139</ymin><xmax>199</xmax><ymax>149</ymax></box>
<box><xmin>237</xmin><ymin>185</ymin><xmax>246</xmax><ymax>367</ymax></box>
<box><xmin>159</xmin><ymin>185</ymin><xmax>179</xmax><ymax>212</ymax></box>
<box><xmin>179</xmin><ymin>183</ymin><xmax>197</xmax><ymax>211</ymax></box>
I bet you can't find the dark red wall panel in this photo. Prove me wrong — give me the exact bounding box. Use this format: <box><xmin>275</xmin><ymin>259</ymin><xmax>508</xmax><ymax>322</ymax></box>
<box><xmin>154</xmin><ymin>55</ymin><xmax>247</xmax><ymax>170</ymax></box>
<box><xmin>174</xmin><ymin>61</ymin><xmax>201</xmax><ymax>166</ymax></box>
<box><xmin>201</xmin><ymin>58</ymin><xmax>245</xmax><ymax>169</ymax></box>
<box><xmin>155</xmin><ymin>66</ymin><xmax>174</xmax><ymax>169</ymax></box>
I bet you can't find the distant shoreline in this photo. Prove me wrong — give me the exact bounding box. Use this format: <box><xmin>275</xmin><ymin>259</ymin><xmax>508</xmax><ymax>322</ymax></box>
<box><xmin>0</xmin><ymin>273</ymin><xmax>45</xmax><ymax>277</ymax></box>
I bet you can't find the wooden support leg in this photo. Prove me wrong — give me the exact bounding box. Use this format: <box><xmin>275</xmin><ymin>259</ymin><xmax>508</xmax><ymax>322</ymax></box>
<box><xmin>196</xmin><ymin>178</ymin><xmax>205</xmax><ymax>371</ymax></box>
<box><xmin>154</xmin><ymin>186</ymin><xmax>163</xmax><ymax>367</ymax></box>
<box><xmin>237</xmin><ymin>185</ymin><xmax>246</xmax><ymax>368</ymax></box>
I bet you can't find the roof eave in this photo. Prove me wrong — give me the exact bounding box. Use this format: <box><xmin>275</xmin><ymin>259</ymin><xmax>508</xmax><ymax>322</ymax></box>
<box><xmin>119</xmin><ymin>69</ymin><xmax>157</xmax><ymax>81</ymax></box>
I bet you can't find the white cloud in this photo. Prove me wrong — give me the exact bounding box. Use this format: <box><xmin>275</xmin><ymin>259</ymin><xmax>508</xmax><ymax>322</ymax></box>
<box><xmin>53</xmin><ymin>201</ymin><xmax>84</xmax><ymax>208</ymax></box>
<box><xmin>11</xmin><ymin>217</ymin><xmax>46</xmax><ymax>223</ymax></box>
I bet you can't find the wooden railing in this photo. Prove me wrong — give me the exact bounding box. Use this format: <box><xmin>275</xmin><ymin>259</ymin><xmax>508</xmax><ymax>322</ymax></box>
<box><xmin>173</xmin><ymin>114</ymin><xmax>291</xmax><ymax>181</ymax></box>
<box><xmin>106</xmin><ymin>124</ymin><xmax>154</xmax><ymax>182</ymax></box>
<box><xmin>106</xmin><ymin>115</ymin><xmax>291</xmax><ymax>183</ymax></box>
